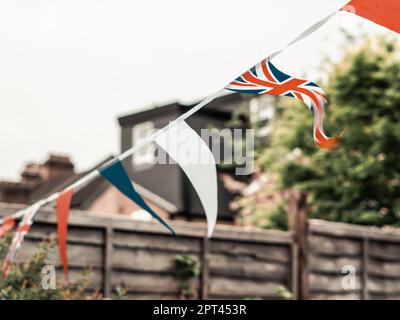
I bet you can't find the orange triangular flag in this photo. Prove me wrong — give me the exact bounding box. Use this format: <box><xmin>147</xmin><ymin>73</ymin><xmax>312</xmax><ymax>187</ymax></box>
<box><xmin>0</xmin><ymin>217</ymin><xmax>15</xmax><ymax>237</ymax></box>
<box><xmin>342</xmin><ymin>0</ymin><xmax>400</xmax><ymax>34</ymax></box>
<box><xmin>56</xmin><ymin>189</ymin><xmax>73</xmax><ymax>281</ymax></box>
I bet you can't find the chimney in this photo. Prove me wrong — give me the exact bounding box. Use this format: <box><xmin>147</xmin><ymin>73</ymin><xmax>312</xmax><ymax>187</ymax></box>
<box><xmin>0</xmin><ymin>154</ymin><xmax>75</xmax><ymax>205</ymax></box>
<box><xmin>21</xmin><ymin>163</ymin><xmax>42</xmax><ymax>186</ymax></box>
<box><xmin>39</xmin><ymin>154</ymin><xmax>75</xmax><ymax>182</ymax></box>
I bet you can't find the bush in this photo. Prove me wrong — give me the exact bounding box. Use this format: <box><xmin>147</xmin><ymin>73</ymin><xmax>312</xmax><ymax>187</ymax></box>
<box><xmin>173</xmin><ymin>254</ymin><xmax>200</xmax><ymax>299</ymax></box>
<box><xmin>0</xmin><ymin>235</ymin><xmax>98</xmax><ymax>300</ymax></box>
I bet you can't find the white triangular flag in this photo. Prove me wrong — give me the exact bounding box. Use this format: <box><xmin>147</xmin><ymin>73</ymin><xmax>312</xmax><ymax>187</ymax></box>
<box><xmin>154</xmin><ymin>121</ymin><xmax>218</xmax><ymax>237</ymax></box>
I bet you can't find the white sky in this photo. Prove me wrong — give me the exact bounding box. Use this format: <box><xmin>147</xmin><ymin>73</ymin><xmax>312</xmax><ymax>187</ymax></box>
<box><xmin>0</xmin><ymin>0</ymin><xmax>391</xmax><ymax>180</ymax></box>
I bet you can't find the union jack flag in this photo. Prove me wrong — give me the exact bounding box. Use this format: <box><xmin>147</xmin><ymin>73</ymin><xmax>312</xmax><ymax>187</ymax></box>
<box><xmin>226</xmin><ymin>59</ymin><xmax>340</xmax><ymax>150</ymax></box>
<box><xmin>2</xmin><ymin>204</ymin><xmax>41</xmax><ymax>275</ymax></box>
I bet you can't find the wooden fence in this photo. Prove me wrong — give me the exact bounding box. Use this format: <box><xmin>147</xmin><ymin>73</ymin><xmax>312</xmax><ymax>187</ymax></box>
<box><xmin>2</xmin><ymin>202</ymin><xmax>400</xmax><ymax>300</ymax></box>
<box><xmin>308</xmin><ymin>219</ymin><xmax>400</xmax><ymax>300</ymax></box>
<box><xmin>0</xmin><ymin>203</ymin><xmax>296</xmax><ymax>300</ymax></box>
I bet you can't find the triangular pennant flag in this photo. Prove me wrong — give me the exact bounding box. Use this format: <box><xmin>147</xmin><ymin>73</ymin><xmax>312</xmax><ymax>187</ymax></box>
<box><xmin>0</xmin><ymin>216</ymin><xmax>16</xmax><ymax>237</ymax></box>
<box><xmin>342</xmin><ymin>0</ymin><xmax>400</xmax><ymax>34</ymax></box>
<box><xmin>56</xmin><ymin>189</ymin><xmax>73</xmax><ymax>281</ymax></box>
<box><xmin>225</xmin><ymin>59</ymin><xmax>341</xmax><ymax>150</ymax></box>
<box><xmin>99</xmin><ymin>160</ymin><xmax>176</xmax><ymax>235</ymax></box>
<box><xmin>154</xmin><ymin>121</ymin><xmax>218</xmax><ymax>237</ymax></box>
<box><xmin>3</xmin><ymin>204</ymin><xmax>41</xmax><ymax>276</ymax></box>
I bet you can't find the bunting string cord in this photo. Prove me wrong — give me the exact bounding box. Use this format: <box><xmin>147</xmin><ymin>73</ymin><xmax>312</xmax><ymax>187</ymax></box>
<box><xmin>0</xmin><ymin>9</ymin><xmax>341</xmax><ymax>225</ymax></box>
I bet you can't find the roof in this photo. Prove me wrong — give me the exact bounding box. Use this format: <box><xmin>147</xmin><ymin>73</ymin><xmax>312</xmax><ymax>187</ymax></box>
<box><xmin>118</xmin><ymin>92</ymin><xmax>244</xmax><ymax>126</ymax></box>
<box><xmin>30</xmin><ymin>155</ymin><xmax>178</xmax><ymax>214</ymax></box>
<box><xmin>29</xmin><ymin>156</ymin><xmax>114</xmax><ymax>206</ymax></box>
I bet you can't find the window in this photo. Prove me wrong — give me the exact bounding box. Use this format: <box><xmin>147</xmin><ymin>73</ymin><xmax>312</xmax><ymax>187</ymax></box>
<box><xmin>249</xmin><ymin>96</ymin><xmax>275</xmax><ymax>137</ymax></box>
<box><xmin>132</xmin><ymin>121</ymin><xmax>155</xmax><ymax>168</ymax></box>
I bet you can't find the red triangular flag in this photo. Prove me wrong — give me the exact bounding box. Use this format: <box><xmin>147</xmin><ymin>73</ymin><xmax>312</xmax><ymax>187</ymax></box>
<box><xmin>56</xmin><ymin>189</ymin><xmax>73</xmax><ymax>281</ymax></box>
<box><xmin>0</xmin><ymin>217</ymin><xmax>15</xmax><ymax>237</ymax></box>
<box><xmin>342</xmin><ymin>0</ymin><xmax>400</xmax><ymax>34</ymax></box>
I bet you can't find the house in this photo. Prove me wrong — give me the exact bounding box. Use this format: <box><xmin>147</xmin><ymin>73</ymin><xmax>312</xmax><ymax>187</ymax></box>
<box><xmin>0</xmin><ymin>155</ymin><xmax>75</xmax><ymax>205</ymax></box>
<box><xmin>0</xmin><ymin>93</ymin><xmax>277</xmax><ymax>224</ymax></box>
<box><xmin>0</xmin><ymin>154</ymin><xmax>173</xmax><ymax>221</ymax></box>
<box><xmin>117</xmin><ymin>92</ymin><xmax>277</xmax><ymax>222</ymax></box>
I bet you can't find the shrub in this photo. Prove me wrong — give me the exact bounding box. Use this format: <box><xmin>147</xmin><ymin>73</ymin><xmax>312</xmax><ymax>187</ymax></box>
<box><xmin>0</xmin><ymin>235</ymin><xmax>98</xmax><ymax>300</ymax></box>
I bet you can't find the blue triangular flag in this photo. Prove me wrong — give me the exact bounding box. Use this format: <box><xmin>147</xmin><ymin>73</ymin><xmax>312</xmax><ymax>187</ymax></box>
<box><xmin>99</xmin><ymin>160</ymin><xmax>176</xmax><ymax>235</ymax></box>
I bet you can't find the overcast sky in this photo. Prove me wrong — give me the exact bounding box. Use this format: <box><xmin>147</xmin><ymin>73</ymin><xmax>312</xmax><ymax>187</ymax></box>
<box><xmin>0</xmin><ymin>0</ymin><xmax>390</xmax><ymax>180</ymax></box>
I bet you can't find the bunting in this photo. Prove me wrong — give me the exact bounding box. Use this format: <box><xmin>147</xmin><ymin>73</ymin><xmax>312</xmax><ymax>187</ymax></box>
<box><xmin>4</xmin><ymin>1</ymin><xmax>399</xmax><ymax>270</ymax></box>
<box><xmin>99</xmin><ymin>160</ymin><xmax>176</xmax><ymax>235</ymax></box>
<box><xmin>155</xmin><ymin>121</ymin><xmax>218</xmax><ymax>237</ymax></box>
<box><xmin>342</xmin><ymin>0</ymin><xmax>400</xmax><ymax>34</ymax></box>
<box><xmin>226</xmin><ymin>59</ymin><xmax>341</xmax><ymax>150</ymax></box>
<box><xmin>0</xmin><ymin>216</ymin><xmax>16</xmax><ymax>237</ymax></box>
<box><xmin>2</xmin><ymin>204</ymin><xmax>41</xmax><ymax>276</ymax></box>
<box><xmin>56</xmin><ymin>189</ymin><xmax>74</xmax><ymax>281</ymax></box>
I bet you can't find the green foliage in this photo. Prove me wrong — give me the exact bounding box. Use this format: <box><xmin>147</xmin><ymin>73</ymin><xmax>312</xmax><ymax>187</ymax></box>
<box><xmin>280</xmin><ymin>162</ymin><xmax>315</xmax><ymax>188</ymax></box>
<box><xmin>267</xmin><ymin>205</ymin><xmax>288</xmax><ymax>231</ymax></box>
<box><xmin>256</xmin><ymin>36</ymin><xmax>400</xmax><ymax>227</ymax></box>
<box><xmin>275</xmin><ymin>286</ymin><xmax>293</xmax><ymax>300</ymax></box>
<box><xmin>234</xmin><ymin>180</ymin><xmax>289</xmax><ymax>231</ymax></box>
<box><xmin>173</xmin><ymin>254</ymin><xmax>200</xmax><ymax>299</ymax></box>
<box><xmin>113</xmin><ymin>286</ymin><xmax>128</xmax><ymax>300</ymax></box>
<box><xmin>0</xmin><ymin>235</ymin><xmax>96</xmax><ymax>300</ymax></box>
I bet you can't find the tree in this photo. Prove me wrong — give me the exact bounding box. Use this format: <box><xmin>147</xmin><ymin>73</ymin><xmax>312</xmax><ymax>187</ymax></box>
<box><xmin>236</xmin><ymin>36</ymin><xmax>400</xmax><ymax>229</ymax></box>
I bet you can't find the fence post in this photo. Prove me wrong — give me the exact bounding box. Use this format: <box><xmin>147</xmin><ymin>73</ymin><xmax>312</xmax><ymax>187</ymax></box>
<box><xmin>199</xmin><ymin>237</ymin><xmax>209</xmax><ymax>300</ymax></box>
<box><xmin>103</xmin><ymin>225</ymin><xmax>113</xmax><ymax>298</ymax></box>
<box><xmin>287</xmin><ymin>190</ymin><xmax>309</xmax><ymax>300</ymax></box>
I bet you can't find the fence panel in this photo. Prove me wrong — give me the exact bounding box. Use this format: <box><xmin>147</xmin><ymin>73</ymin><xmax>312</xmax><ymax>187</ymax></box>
<box><xmin>0</xmin><ymin>203</ymin><xmax>295</xmax><ymax>300</ymax></box>
<box><xmin>308</xmin><ymin>219</ymin><xmax>400</xmax><ymax>300</ymax></box>
<box><xmin>3</xmin><ymin>202</ymin><xmax>400</xmax><ymax>300</ymax></box>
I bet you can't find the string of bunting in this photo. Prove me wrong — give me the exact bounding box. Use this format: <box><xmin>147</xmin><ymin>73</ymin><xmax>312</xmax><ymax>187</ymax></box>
<box><xmin>0</xmin><ymin>0</ymin><xmax>399</xmax><ymax>280</ymax></box>
<box><xmin>2</xmin><ymin>202</ymin><xmax>44</xmax><ymax>276</ymax></box>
